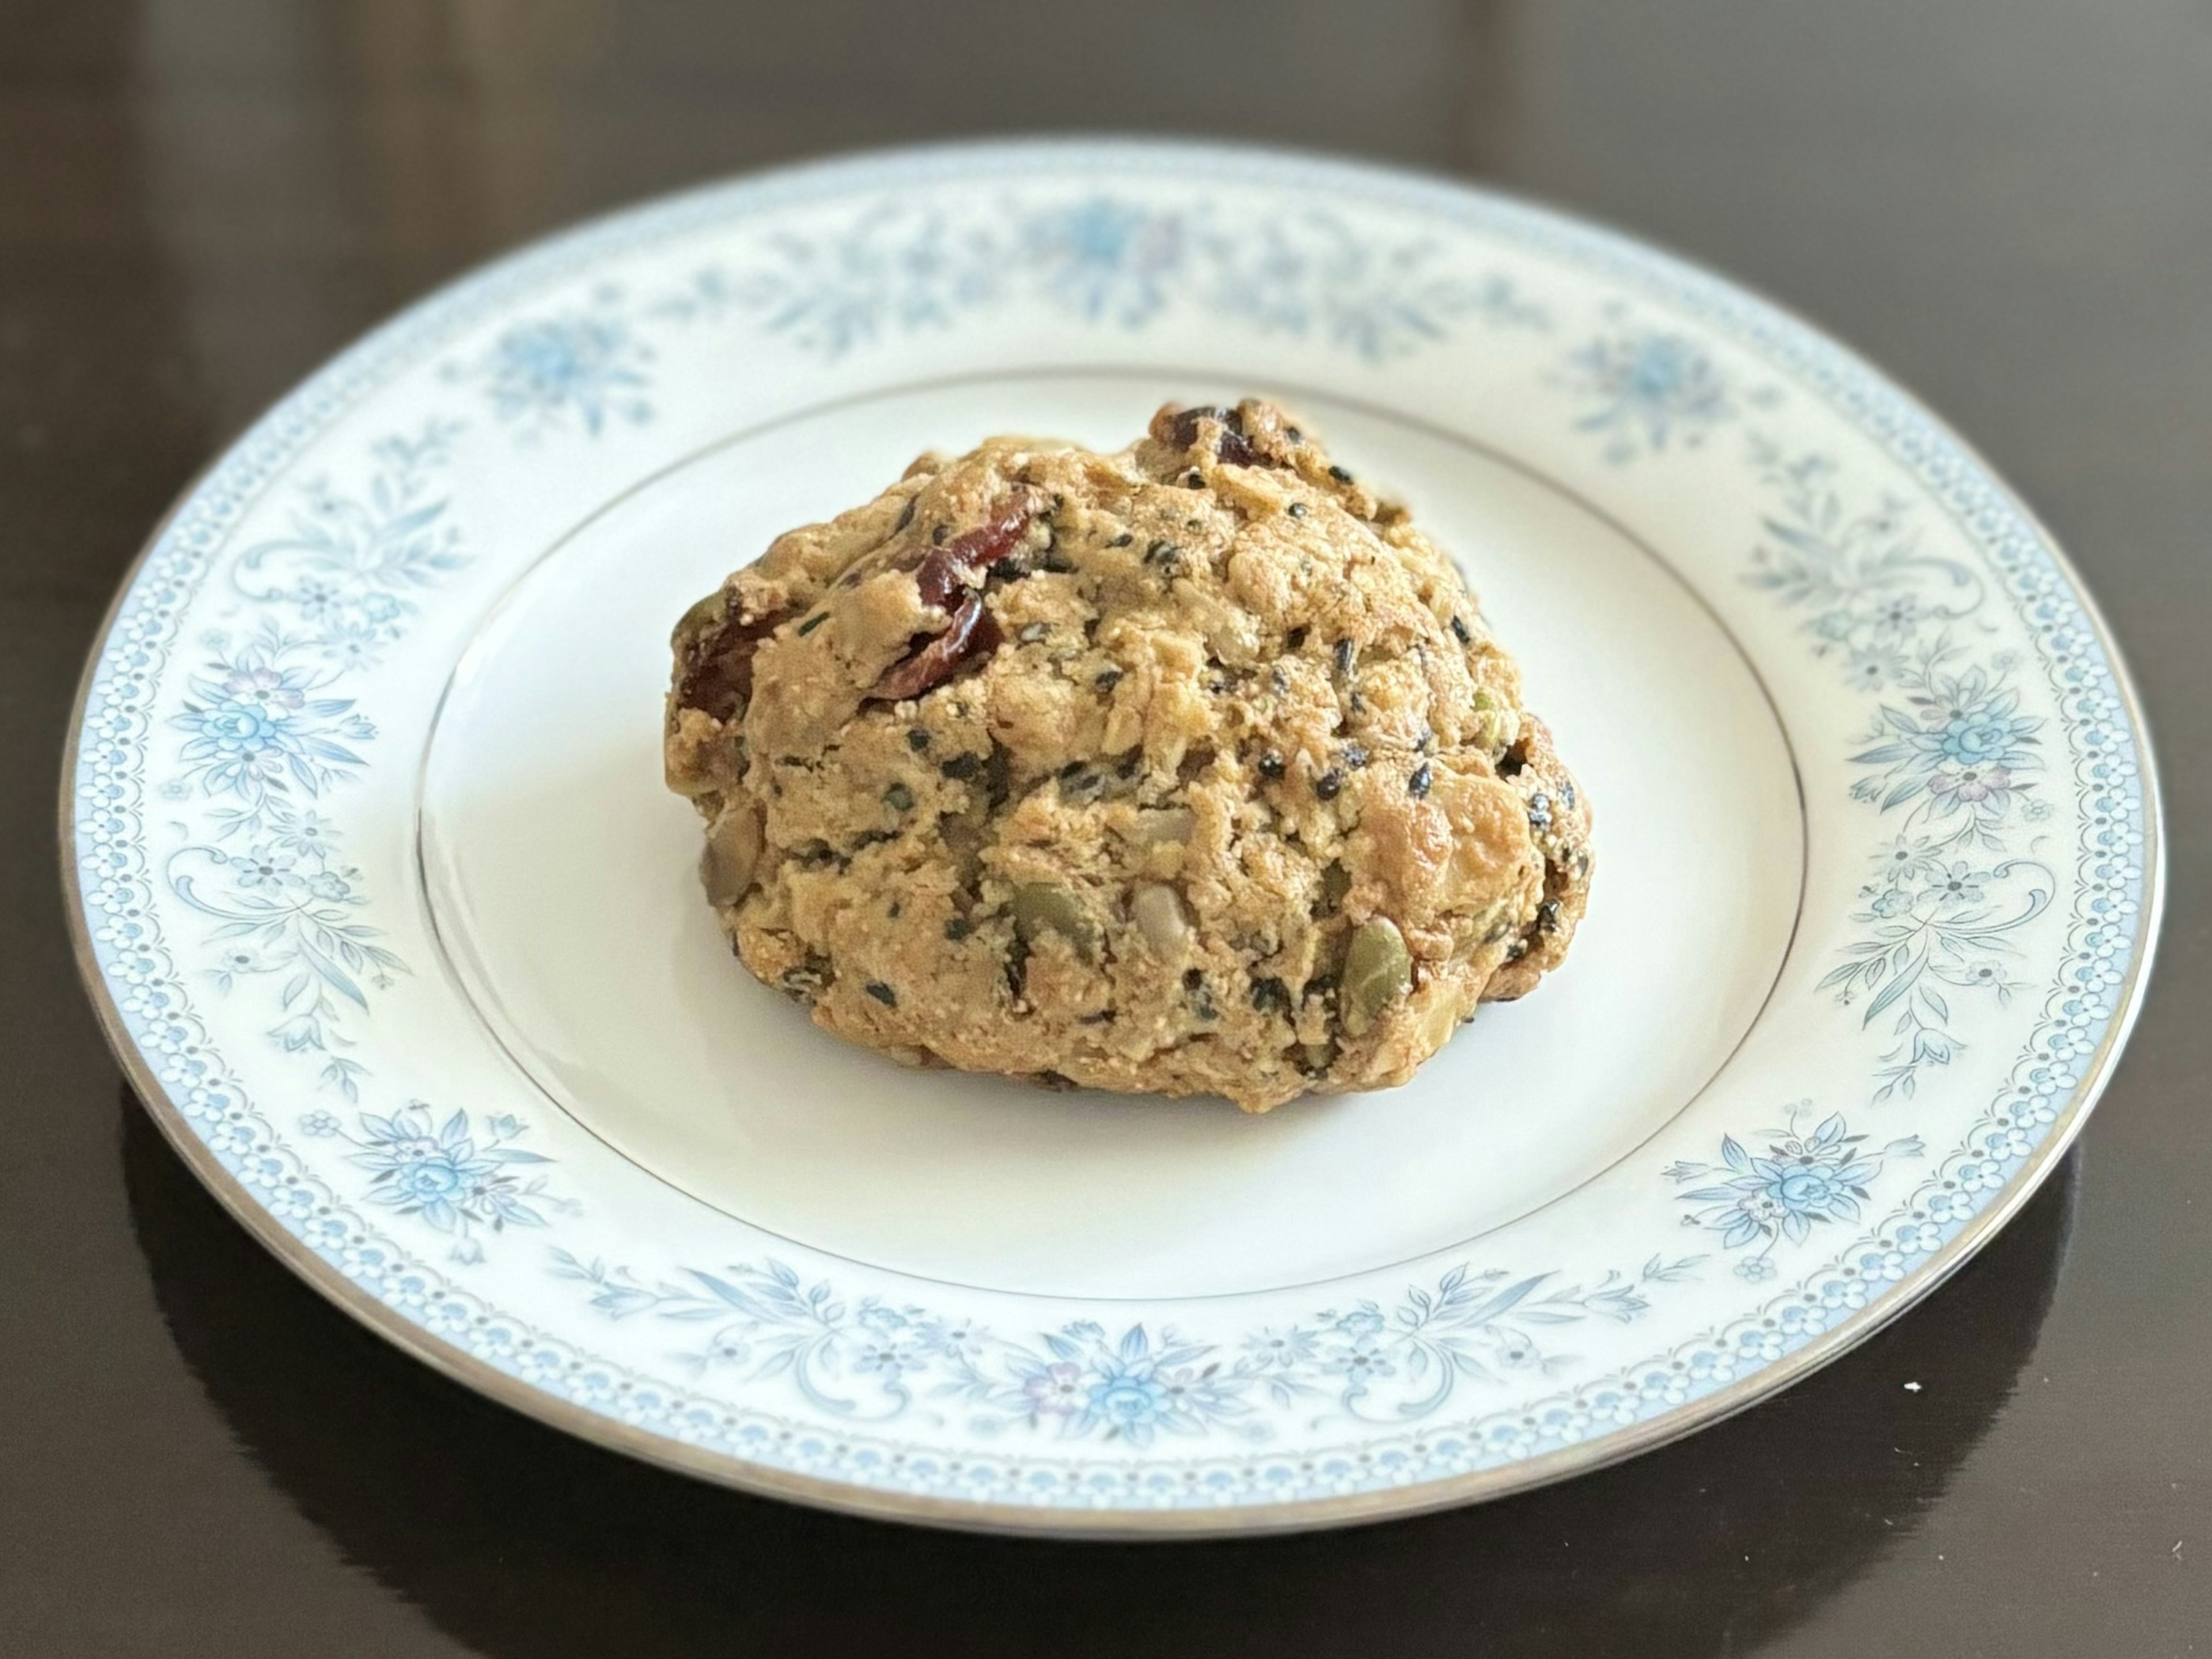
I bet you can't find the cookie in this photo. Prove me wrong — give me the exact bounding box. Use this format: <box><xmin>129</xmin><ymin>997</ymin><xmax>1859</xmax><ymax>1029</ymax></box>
<box><xmin>665</xmin><ymin>399</ymin><xmax>1592</xmax><ymax>1111</ymax></box>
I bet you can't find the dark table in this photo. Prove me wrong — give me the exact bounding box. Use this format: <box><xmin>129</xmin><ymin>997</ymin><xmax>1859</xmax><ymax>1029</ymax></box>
<box><xmin>6</xmin><ymin>2</ymin><xmax>2206</xmax><ymax>1653</ymax></box>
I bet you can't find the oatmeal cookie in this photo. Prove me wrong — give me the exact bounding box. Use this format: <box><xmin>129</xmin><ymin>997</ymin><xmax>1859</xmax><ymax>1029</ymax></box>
<box><xmin>665</xmin><ymin>400</ymin><xmax>1592</xmax><ymax>1111</ymax></box>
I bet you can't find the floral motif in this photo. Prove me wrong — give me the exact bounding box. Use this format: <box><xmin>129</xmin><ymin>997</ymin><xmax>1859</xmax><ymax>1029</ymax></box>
<box><xmin>551</xmin><ymin>1253</ymin><xmax>1664</xmax><ymax>1437</ymax></box>
<box><xmin>1021</xmin><ymin>196</ymin><xmax>1185</xmax><ymax>325</ymax></box>
<box><xmin>229</xmin><ymin>420</ymin><xmax>468</xmax><ymax>668</ymax></box>
<box><xmin>1742</xmin><ymin>442</ymin><xmax>1984</xmax><ymax>692</ymax></box>
<box><xmin>321</xmin><ymin>1103</ymin><xmax>569</xmax><ymax>1264</ymax></box>
<box><xmin>1846</xmin><ymin>656</ymin><xmax>2043</xmax><ymax>838</ymax></box>
<box><xmin>449</xmin><ymin>290</ymin><xmax>653</xmax><ymax>437</ymax></box>
<box><xmin>1565</xmin><ymin>324</ymin><xmax>1732</xmax><ymax>461</ymax></box>
<box><xmin>168</xmin><ymin>624</ymin><xmax>374</xmax><ymax>830</ymax></box>
<box><xmin>1745</xmin><ymin>442</ymin><xmax>2058</xmax><ymax>1099</ymax></box>
<box><xmin>673</xmin><ymin>207</ymin><xmax>1001</xmax><ymax>355</ymax></box>
<box><xmin>680</xmin><ymin>195</ymin><xmax>1551</xmax><ymax>362</ymax></box>
<box><xmin>158</xmin><ymin>426</ymin><xmax>475</xmax><ymax>1094</ymax></box>
<box><xmin>1667</xmin><ymin>1107</ymin><xmax>1922</xmax><ymax>1276</ymax></box>
<box><xmin>1823</xmin><ymin>847</ymin><xmax>2054</xmax><ymax>1099</ymax></box>
<box><xmin>1205</xmin><ymin>210</ymin><xmax>1550</xmax><ymax>359</ymax></box>
<box><xmin>168</xmin><ymin>816</ymin><xmax>403</xmax><ymax>1097</ymax></box>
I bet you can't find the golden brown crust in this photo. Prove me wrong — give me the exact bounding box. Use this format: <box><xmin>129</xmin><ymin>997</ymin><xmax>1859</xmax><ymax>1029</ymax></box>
<box><xmin>665</xmin><ymin>399</ymin><xmax>1592</xmax><ymax>1110</ymax></box>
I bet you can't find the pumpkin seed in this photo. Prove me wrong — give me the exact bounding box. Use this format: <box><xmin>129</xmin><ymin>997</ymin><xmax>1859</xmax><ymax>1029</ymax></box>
<box><xmin>1137</xmin><ymin>806</ymin><xmax>1195</xmax><ymax>843</ymax></box>
<box><xmin>1011</xmin><ymin>882</ymin><xmax>1099</xmax><ymax>959</ymax></box>
<box><xmin>1341</xmin><ymin>917</ymin><xmax>1412</xmax><ymax>1036</ymax></box>
<box><xmin>699</xmin><ymin>803</ymin><xmax>762</xmax><ymax>905</ymax></box>
<box><xmin>674</xmin><ymin>591</ymin><xmax>725</xmax><ymax>644</ymax></box>
<box><xmin>1129</xmin><ymin>883</ymin><xmax>1190</xmax><ymax>953</ymax></box>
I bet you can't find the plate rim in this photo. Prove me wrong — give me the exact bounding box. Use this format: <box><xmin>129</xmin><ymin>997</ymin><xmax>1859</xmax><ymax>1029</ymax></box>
<box><xmin>58</xmin><ymin>134</ymin><xmax>2166</xmax><ymax>1539</ymax></box>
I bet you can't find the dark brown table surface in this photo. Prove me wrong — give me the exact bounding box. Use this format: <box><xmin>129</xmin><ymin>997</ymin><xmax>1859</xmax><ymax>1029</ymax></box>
<box><xmin>6</xmin><ymin>2</ymin><xmax>2207</xmax><ymax>1653</ymax></box>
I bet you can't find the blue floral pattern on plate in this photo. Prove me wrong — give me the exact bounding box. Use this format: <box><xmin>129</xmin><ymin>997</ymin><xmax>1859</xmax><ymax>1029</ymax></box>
<box><xmin>1667</xmin><ymin>1107</ymin><xmax>1922</xmax><ymax>1278</ymax></box>
<box><xmin>304</xmin><ymin>1103</ymin><xmax>571</xmax><ymax>1264</ymax></box>
<box><xmin>646</xmin><ymin>195</ymin><xmax>1550</xmax><ymax>365</ymax></box>
<box><xmin>550</xmin><ymin>1252</ymin><xmax>1678</xmax><ymax>1437</ymax></box>
<box><xmin>1741</xmin><ymin>440</ymin><xmax>2063</xmax><ymax>1099</ymax></box>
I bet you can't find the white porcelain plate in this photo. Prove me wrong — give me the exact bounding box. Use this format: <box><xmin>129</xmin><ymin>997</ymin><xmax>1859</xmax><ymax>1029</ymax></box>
<box><xmin>66</xmin><ymin>141</ymin><xmax>2161</xmax><ymax>1536</ymax></box>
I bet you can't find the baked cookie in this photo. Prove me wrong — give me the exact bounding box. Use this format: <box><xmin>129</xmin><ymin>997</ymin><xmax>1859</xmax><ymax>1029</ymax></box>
<box><xmin>665</xmin><ymin>400</ymin><xmax>1591</xmax><ymax>1111</ymax></box>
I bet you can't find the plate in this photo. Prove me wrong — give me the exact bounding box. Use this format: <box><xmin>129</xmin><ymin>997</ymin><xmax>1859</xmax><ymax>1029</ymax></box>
<box><xmin>64</xmin><ymin>139</ymin><xmax>2161</xmax><ymax>1536</ymax></box>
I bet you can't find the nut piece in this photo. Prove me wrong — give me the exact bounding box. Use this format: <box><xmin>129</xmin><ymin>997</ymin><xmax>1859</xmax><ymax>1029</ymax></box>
<box><xmin>1011</xmin><ymin>882</ymin><xmax>1100</xmax><ymax>959</ymax></box>
<box><xmin>1128</xmin><ymin>883</ymin><xmax>1191</xmax><ymax>954</ymax></box>
<box><xmin>1135</xmin><ymin>806</ymin><xmax>1195</xmax><ymax>843</ymax></box>
<box><xmin>700</xmin><ymin>802</ymin><xmax>763</xmax><ymax>906</ymax></box>
<box><xmin>1341</xmin><ymin>917</ymin><xmax>1412</xmax><ymax>1036</ymax></box>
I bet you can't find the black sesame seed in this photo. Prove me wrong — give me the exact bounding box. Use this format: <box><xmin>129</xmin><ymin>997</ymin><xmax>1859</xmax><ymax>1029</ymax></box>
<box><xmin>865</xmin><ymin>981</ymin><xmax>898</xmax><ymax>1007</ymax></box>
<box><xmin>1450</xmin><ymin>615</ymin><xmax>1473</xmax><ymax>646</ymax></box>
<box><xmin>1505</xmin><ymin>938</ymin><xmax>1530</xmax><ymax>963</ymax></box>
<box><xmin>1342</xmin><ymin>743</ymin><xmax>1369</xmax><ymax>770</ymax></box>
<box><xmin>1315</xmin><ymin>768</ymin><xmax>1346</xmax><ymax>801</ymax></box>
<box><xmin>883</xmin><ymin>782</ymin><xmax>915</xmax><ymax>812</ymax></box>
<box><xmin>796</xmin><ymin>612</ymin><xmax>828</xmax><ymax>636</ymax></box>
<box><xmin>1287</xmin><ymin>502</ymin><xmax>1308</xmax><ymax>518</ymax></box>
<box><xmin>1270</xmin><ymin>666</ymin><xmax>1289</xmax><ymax>694</ymax></box>
<box><xmin>1145</xmin><ymin>539</ymin><xmax>1181</xmax><ymax>566</ymax></box>
<box><xmin>1407</xmin><ymin>762</ymin><xmax>1433</xmax><ymax>798</ymax></box>
<box><xmin>895</xmin><ymin>497</ymin><xmax>918</xmax><ymax>531</ymax></box>
<box><xmin>1332</xmin><ymin>639</ymin><xmax>1355</xmax><ymax>676</ymax></box>
<box><xmin>888</xmin><ymin>901</ymin><xmax>902</xmax><ymax>919</ymax></box>
<box><xmin>990</xmin><ymin>556</ymin><xmax>1026</xmax><ymax>582</ymax></box>
<box><xmin>1077</xmin><ymin>1010</ymin><xmax>1115</xmax><ymax>1025</ymax></box>
<box><xmin>1109</xmin><ymin>532</ymin><xmax>1135</xmax><ymax>547</ymax></box>
<box><xmin>1528</xmin><ymin>792</ymin><xmax>1554</xmax><ymax>831</ymax></box>
<box><xmin>1094</xmin><ymin>668</ymin><xmax>1124</xmax><ymax>691</ymax></box>
<box><xmin>1115</xmin><ymin>753</ymin><xmax>1141</xmax><ymax>779</ymax></box>
<box><xmin>1285</xmin><ymin>626</ymin><xmax>1309</xmax><ymax>650</ymax></box>
<box><xmin>1185</xmin><ymin>469</ymin><xmax>1205</xmax><ymax>487</ymax></box>
<box><xmin>1286</xmin><ymin>426</ymin><xmax>1304</xmax><ymax>442</ymax></box>
<box><xmin>906</xmin><ymin>729</ymin><xmax>931</xmax><ymax>752</ymax></box>
<box><xmin>1183</xmin><ymin>967</ymin><xmax>1205</xmax><ymax>990</ymax></box>
<box><xmin>1537</xmin><ymin>899</ymin><xmax>1563</xmax><ymax>934</ymax></box>
<box><xmin>932</xmin><ymin>524</ymin><xmax>949</xmax><ymax>545</ymax></box>
<box><xmin>1257</xmin><ymin>751</ymin><xmax>1287</xmax><ymax>779</ymax></box>
<box><xmin>940</xmin><ymin>753</ymin><xmax>982</xmax><ymax>781</ymax></box>
<box><xmin>1329</xmin><ymin>465</ymin><xmax>1353</xmax><ymax>483</ymax></box>
<box><xmin>1560</xmin><ymin>780</ymin><xmax>1577</xmax><ymax>810</ymax></box>
<box><xmin>944</xmin><ymin>917</ymin><xmax>974</xmax><ymax>941</ymax></box>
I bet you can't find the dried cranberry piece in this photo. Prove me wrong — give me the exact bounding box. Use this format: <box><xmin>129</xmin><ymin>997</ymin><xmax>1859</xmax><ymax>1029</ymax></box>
<box><xmin>869</xmin><ymin>594</ymin><xmax>1003</xmax><ymax>702</ymax></box>
<box><xmin>906</xmin><ymin>491</ymin><xmax>1040</xmax><ymax>611</ymax></box>
<box><xmin>1166</xmin><ymin>404</ymin><xmax>1265</xmax><ymax>468</ymax></box>
<box><xmin>674</xmin><ymin>604</ymin><xmax>791</xmax><ymax>722</ymax></box>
